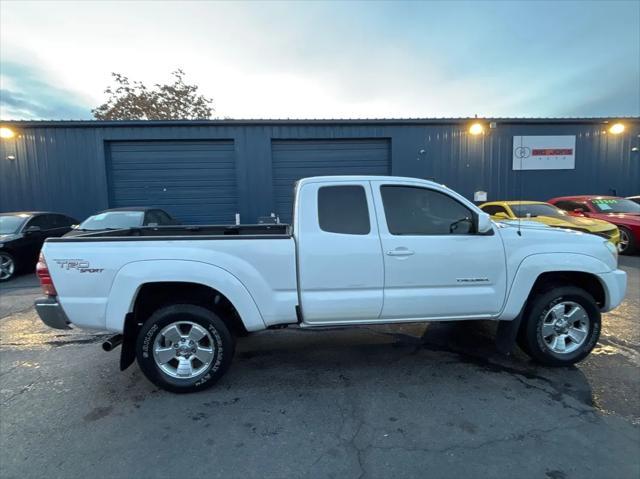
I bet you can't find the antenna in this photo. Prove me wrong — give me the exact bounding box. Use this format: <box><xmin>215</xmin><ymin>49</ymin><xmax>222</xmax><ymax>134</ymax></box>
<box><xmin>517</xmin><ymin>136</ymin><xmax>523</xmax><ymax>236</ymax></box>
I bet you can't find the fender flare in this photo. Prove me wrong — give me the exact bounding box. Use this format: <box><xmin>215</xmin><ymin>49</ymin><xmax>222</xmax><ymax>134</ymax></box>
<box><xmin>499</xmin><ymin>252</ymin><xmax>610</xmax><ymax>321</ymax></box>
<box><xmin>105</xmin><ymin>260</ymin><xmax>266</xmax><ymax>332</ymax></box>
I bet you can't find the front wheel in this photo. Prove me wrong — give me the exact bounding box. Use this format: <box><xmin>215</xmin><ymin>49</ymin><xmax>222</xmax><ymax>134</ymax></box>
<box><xmin>617</xmin><ymin>227</ymin><xmax>636</xmax><ymax>255</ymax></box>
<box><xmin>0</xmin><ymin>252</ymin><xmax>16</xmax><ymax>282</ymax></box>
<box><xmin>136</xmin><ymin>304</ymin><xmax>235</xmax><ymax>393</ymax></box>
<box><xmin>520</xmin><ymin>286</ymin><xmax>601</xmax><ymax>367</ymax></box>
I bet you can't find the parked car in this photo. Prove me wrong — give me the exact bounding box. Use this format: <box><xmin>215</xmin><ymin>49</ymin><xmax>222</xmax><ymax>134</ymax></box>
<box><xmin>626</xmin><ymin>195</ymin><xmax>640</xmax><ymax>205</ymax></box>
<box><xmin>0</xmin><ymin>211</ymin><xmax>77</xmax><ymax>282</ymax></box>
<box><xmin>479</xmin><ymin>201</ymin><xmax>620</xmax><ymax>246</ymax></box>
<box><xmin>548</xmin><ymin>196</ymin><xmax>640</xmax><ymax>255</ymax></box>
<box><xmin>34</xmin><ymin>176</ymin><xmax>626</xmax><ymax>393</ymax></box>
<box><xmin>65</xmin><ymin>207</ymin><xmax>178</xmax><ymax>236</ymax></box>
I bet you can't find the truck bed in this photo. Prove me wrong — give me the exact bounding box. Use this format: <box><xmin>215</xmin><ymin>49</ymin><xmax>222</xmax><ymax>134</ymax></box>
<box><xmin>41</xmin><ymin>222</ymin><xmax>298</xmax><ymax>332</ymax></box>
<box><xmin>47</xmin><ymin>224</ymin><xmax>291</xmax><ymax>241</ymax></box>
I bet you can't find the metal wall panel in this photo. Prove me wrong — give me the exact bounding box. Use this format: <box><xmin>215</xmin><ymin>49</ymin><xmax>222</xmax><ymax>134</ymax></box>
<box><xmin>1</xmin><ymin>119</ymin><xmax>638</xmax><ymax>224</ymax></box>
<box><xmin>108</xmin><ymin>140</ymin><xmax>237</xmax><ymax>224</ymax></box>
<box><xmin>271</xmin><ymin>139</ymin><xmax>391</xmax><ymax>222</ymax></box>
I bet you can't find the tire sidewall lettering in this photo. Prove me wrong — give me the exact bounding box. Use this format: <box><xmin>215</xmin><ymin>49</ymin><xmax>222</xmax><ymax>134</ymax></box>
<box><xmin>142</xmin><ymin>324</ymin><xmax>158</xmax><ymax>359</ymax></box>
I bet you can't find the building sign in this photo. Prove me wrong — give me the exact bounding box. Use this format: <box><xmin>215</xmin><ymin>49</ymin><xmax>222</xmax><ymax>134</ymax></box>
<box><xmin>512</xmin><ymin>135</ymin><xmax>576</xmax><ymax>170</ymax></box>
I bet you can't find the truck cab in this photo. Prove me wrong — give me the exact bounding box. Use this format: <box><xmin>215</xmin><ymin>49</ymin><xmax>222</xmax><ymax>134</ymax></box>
<box><xmin>295</xmin><ymin>177</ymin><xmax>504</xmax><ymax>323</ymax></box>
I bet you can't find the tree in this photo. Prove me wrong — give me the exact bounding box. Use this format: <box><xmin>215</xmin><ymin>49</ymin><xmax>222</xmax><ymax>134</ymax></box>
<box><xmin>92</xmin><ymin>69</ymin><xmax>214</xmax><ymax>120</ymax></box>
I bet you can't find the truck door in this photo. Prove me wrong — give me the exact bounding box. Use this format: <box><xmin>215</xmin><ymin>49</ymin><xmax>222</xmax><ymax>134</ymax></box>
<box><xmin>296</xmin><ymin>180</ymin><xmax>384</xmax><ymax>323</ymax></box>
<box><xmin>371</xmin><ymin>180</ymin><xmax>507</xmax><ymax>319</ymax></box>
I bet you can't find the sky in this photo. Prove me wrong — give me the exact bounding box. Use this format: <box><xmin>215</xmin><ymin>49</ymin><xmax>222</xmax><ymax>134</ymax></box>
<box><xmin>0</xmin><ymin>0</ymin><xmax>639</xmax><ymax>120</ymax></box>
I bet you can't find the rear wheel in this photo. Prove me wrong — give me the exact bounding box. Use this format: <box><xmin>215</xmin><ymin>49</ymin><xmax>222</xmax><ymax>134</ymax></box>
<box><xmin>617</xmin><ymin>227</ymin><xmax>636</xmax><ymax>255</ymax></box>
<box><xmin>136</xmin><ymin>304</ymin><xmax>235</xmax><ymax>393</ymax></box>
<box><xmin>0</xmin><ymin>252</ymin><xmax>16</xmax><ymax>282</ymax></box>
<box><xmin>520</xmin><ymin>286</ymin><xmax>600</xmax><ymax>366</ymax></box>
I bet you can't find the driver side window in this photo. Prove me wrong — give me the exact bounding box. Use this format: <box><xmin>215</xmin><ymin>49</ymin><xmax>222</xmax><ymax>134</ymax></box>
<box><xmin>25</xmin><ymin>215</ymin><xmax>56</xmax><ymax>231</ymax></box>
<box><xmin>380</xmin><ymin>186</ymin><xmax>474</xmax><ymax>235</ymax></box>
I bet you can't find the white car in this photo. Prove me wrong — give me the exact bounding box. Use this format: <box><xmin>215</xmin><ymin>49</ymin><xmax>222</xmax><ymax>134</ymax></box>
<box><xmin>626</xmin><ymin>195</ymin><xmax>640</xmax><ymax>205</ymax></box>
<box><xmin>35</xmin><ymin>176</ymin><xmax>627</xmax><ymax>393</ymax></box>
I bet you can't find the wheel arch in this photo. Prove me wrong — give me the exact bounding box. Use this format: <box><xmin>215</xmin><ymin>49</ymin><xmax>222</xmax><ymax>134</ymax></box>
<box><xmin>499</xmin><ymin>253</ymin><xmax>611</xmax><ymax>321</ymax></box>
<box><xmin>106</xmin><ymin>260</ymin><xmax>266</xmax><ymax>333</ymax></box>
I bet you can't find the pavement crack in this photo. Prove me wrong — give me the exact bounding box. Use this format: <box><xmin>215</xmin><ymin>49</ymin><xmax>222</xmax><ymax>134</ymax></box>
<box><xmin>1</xmin><ymin>381</ymin><xmax>37</xmax><ymax>404</ymax></box>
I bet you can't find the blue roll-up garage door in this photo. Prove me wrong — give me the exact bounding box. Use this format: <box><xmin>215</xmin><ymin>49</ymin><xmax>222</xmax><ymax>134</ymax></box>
<box><xmin>272</xmin><ymin>139</ymin><xmax>391</xmax><ymax>222</ymax></box>
<box><xmin>108</xmin><ymin>141</ymin><xmax>237</xmax><ymax>224</ymax></box>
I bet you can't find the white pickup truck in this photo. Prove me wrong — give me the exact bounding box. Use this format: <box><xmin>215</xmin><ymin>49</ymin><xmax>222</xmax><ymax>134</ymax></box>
<box><xmin>35</xmin><ymin>176</ymin><xmax>627</xmax><ymax>393</ymax></box>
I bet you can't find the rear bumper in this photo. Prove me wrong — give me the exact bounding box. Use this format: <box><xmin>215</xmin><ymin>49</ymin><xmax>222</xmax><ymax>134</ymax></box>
<box><xmin>598</xmin><ymin>269</ymin><xmax>627</xmax><ymax>312</ymax></box>
<box><xmin>35</xmin><ymin>297</ymin><xmax>72</xmax><ymax>330</ymax></box>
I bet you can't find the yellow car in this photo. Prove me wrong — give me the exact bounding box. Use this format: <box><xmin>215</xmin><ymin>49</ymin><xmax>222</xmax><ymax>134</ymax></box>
<box><xmin>479</xmin><ymin>201</ymin><xmax>620</xmax><ymax>245</ymax></box>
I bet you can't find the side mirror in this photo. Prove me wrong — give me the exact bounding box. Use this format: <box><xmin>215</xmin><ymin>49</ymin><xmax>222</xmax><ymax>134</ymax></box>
<box><xmin>494</xmin><ymin>212</ymin><xmax>510</xmax><ymax>220</ymax></box>
<box><xmin>71</xmin><ymin>224</ymin><xmax>79</xmax><ymax>229</ymax></box>
<box><xmin>572</xmin><ymin>208</ymin><xmax>585</xmax><ymax>216</ymax></box>
<box><xmin>24</xmin><ymin>225</ymin><xmax>42</xmax><ymax>234</ymax></box>
<box><xmin>477</xmin><ymin>212</ymin><xmax>492</xmax><ymax>233</ymax></box>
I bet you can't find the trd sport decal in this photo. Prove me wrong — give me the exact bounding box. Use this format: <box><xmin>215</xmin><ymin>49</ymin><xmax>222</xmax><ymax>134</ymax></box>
<box><xmin>54</xmin><ymin>259</ymin><xmax>104</xmax><ymax>273</ymax></box>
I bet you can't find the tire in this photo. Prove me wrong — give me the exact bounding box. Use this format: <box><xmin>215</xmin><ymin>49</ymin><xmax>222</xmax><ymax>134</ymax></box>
<box><xmin>520</xmin><ymin>286</ymin><xmax>600</xmax><ymax>367</ymax></box>
<box><xmin>617</xmin><ymin>227</ymin><xmax>636</xmax><ymax>255</ymax></box>
<box><xmin>0</xmin><ymin>251</ymin><xmax>17</xmax><ymax>282</ymax></box>
<box><xmin>136</xmin><ymin>304</ymin><xmax>235</xmax><ymax>393</ymax></box>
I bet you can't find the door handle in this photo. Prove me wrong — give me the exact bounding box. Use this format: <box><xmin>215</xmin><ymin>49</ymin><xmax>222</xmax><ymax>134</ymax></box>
<box><xmin>386</xmin><ymin>248</ymin><xmax>415</xmax><ymax>257</ymax></box>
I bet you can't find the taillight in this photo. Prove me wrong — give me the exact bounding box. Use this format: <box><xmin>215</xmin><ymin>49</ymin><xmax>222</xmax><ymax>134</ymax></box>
<box><xmin>36</xmin><ymin>252</ymin><xmax>57</xmax><ymax>296</ymax></box>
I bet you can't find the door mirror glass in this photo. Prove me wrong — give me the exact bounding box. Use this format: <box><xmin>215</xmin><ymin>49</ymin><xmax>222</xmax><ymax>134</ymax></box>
<box><xmin>477</xmin><ymin>212</ymin><xmax>492</xmax><ymax>233</ymax></box>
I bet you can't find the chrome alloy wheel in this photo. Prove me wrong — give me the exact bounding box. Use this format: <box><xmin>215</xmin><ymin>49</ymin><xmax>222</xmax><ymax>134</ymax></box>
<box><xmin>153</xmin><ymin>321</ymin><xmax>215</xmax><ymax>379</ymax></box>
<box><xmin>0</xmin><ymin>253</ymin><xmax>15</xmax><ymax>281</ymax></box>
<box><xmin>540</xmin><ymin>301</ymin><xmax>590</xmax><ymax>354</ymax></box>
<box><xmin>617</xmin><ymin>229</ymin><xmax>630</xmax><ymax>253</ymax></box>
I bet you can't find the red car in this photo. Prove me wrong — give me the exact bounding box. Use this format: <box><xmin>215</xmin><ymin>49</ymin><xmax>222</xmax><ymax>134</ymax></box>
<box><xmin>548</xmin><ymin>196</ymin><xmax>640</xmax><ymax>255</ymax></box>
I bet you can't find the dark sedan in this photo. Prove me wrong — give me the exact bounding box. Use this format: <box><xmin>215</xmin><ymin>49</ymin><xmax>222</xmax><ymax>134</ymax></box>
<box><xmin>0</xmin><ymin>212</ymin><xmax>78</xmax><ymax>281</ymax></box>
<box><xmin>65</xmin><ymin>207</ymin><xmax>178</xmax><ymax>237</ymax></box>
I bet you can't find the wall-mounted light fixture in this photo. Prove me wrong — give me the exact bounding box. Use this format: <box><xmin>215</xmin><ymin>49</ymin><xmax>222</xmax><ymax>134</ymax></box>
<box><xmin>608</xmin><ymin>123</ymin><xmax>625</xmax><ymax>135</ymax></box>
<box><xmin>469</xmin><ymin>123</ymin><xmax>484</xmax><ymax>135</ymax></box>
<box><xmin>0</xmin><ymin>126</ymin><xmax>16</xmax><ymax>139</ymax></box>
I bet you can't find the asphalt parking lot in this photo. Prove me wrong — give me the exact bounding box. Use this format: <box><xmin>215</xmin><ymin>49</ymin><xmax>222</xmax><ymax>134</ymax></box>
<box><xmin>1</xmin><ymin>257</ymin><xmax>638</xmax><ymax>479</ymax></box>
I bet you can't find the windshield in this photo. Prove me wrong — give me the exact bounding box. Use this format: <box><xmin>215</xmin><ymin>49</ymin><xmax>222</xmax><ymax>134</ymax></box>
<box><xmin>79</xmin><ymin>211</ymin><xmax>144</xmax><ymax>230</ymax></box>
<box><xmin>0</xmin><ymin>215</ymin><xmax>28</xmax><ymax>235</ymax></box>
<box><xmin>590</xmin><ymin>198</ymin><xmax>640</xmax><ymax>214</ymax></box>
<box><xmin>510</xmin><ymin>204</ymin><xmax>567</xmax><ymax>218</ymax></box>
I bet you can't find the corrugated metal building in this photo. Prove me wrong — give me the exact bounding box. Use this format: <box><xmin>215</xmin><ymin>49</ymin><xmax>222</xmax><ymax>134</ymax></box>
<box><xmin>1</xmin><ymin>118</ymin><xmax>638</xmax><ymax>224</ymax></box>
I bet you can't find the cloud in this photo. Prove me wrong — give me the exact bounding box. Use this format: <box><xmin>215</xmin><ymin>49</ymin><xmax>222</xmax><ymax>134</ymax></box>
<box><xmin>0</xmin><ymin>1</ymin><xmax>638</xmax><ymax>119</ymax></box>
<box><xmin>0</xmin><ymin>61</ymin><xmax>91</xmax><ymax>120</ymax></box>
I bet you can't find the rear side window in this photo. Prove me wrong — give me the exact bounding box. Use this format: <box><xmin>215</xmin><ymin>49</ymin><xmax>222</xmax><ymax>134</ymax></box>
<box><xmin>155</xmin><ymin>210</ymin><xmax>174</xmax><ymax>224</ymax></box>
<box><xmin>318</xmin><ymin>185</ymin><xmax>370</xmax><ymax>235</ymax></box>
<box><xmin>381</xmin><ymin>186</ymin><xmax>474</xmax><ymax>235</ymax></box>
<box><xmin>26</xmin><ymin>215</ymin><xmax>57</xmax><ymax>230</ymax></box>
<box><xmin>53</xmin><ymin>214</ymin><xmax>76</xmax><ymax>227</ymax></box>
<box><xmin>481</xmin><ymin>205</ymin><xmax>509</xmax><ymax>216</ymax></box>
<box><xmin>555</xmin><ymin>200</ymin><xmax>586</xmax><ymax>212</ymax></box>
<box><xmin>144</xmin><ymin>211</ymin><xmax>161</xmax><ymax>226</ymax></box>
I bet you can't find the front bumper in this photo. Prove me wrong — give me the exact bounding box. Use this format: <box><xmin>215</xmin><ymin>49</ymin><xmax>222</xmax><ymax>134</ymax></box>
<box><xmin>592</xmin><ymin>228</ymin><xmax>620</xmax><ymax>245</ymax></box>
<box><xmin>35</xmin><ymin>297</ymin><xmax>72</xmax><ymax>330</ymax></box>
<box><xmin>598</xmin><ymin>269</ymin><xmax>628</xmax><ymax>312</ymax></box>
